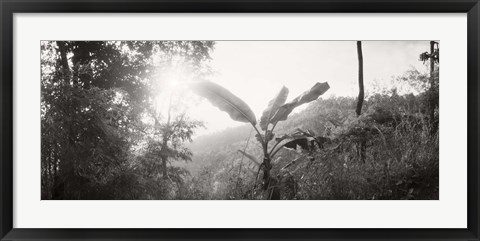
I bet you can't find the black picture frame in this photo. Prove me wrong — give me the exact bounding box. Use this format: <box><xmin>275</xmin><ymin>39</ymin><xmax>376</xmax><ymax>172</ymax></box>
<box><xmin>1</xmin><ymin>0</ymin><xmax>479</xmax><ymax>240</ymax></box>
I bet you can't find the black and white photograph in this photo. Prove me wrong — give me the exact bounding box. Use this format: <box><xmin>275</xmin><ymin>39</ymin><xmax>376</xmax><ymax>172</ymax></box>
<box><xmin>41</xmin><ymin>41</ymin><xmax>439</xmax><ymax>200</ymax></box>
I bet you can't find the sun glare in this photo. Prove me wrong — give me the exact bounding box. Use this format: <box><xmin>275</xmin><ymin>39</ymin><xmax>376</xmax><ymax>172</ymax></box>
<box><xmin>155</xmin><ymin>59</ymin><xmax>194</xmax><ymax>94</ymax></box>
<box><xmin>152</xmin><ymin>60</ymin><xmax>197</xmax><ymax>120</ymax></box>
<box><xmin>158</xmin><ymin>71</ymin><xmax>182</xmax><ymax>93</ymax></box>
<box><xmin>166</xmin><ymin>77</ymin><xmax>180</xmax><ymax>89</ymax></box>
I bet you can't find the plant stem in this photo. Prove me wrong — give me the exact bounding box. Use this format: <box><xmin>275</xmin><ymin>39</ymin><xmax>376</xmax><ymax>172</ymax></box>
<box><xmin>264</xmin><ymin>125</ymin><xmax>269</xmax><ymax>153</ymax></box>
<box><xmin>269</xmin><ymin>141</ymin><xmax>282</xmax><ymax>157</ymax></box>
<box><xmin>270</xmin><ymin>144</ymin><xmax>286</xmax><ymax>158</ymax></box>
<box><xmin>252</xmin><ymin>125</ymin><xmax>267</xmax><ymax>156</ymax></box>
<box><xmin>264</xmin><ymin>122</ymin><xmax>281</xmax><ymax>156</ymax></box>
<box><xmin>270</xmin><ymin>122</ymin><xmax>278</xmax><ymax>134</ymax></box>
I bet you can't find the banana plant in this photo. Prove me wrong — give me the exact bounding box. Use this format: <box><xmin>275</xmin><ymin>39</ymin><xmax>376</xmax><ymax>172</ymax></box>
<box><xmin>191</xmin><ymin>80</ymin><xmax>330</xmax><ymax>198</ymax></box>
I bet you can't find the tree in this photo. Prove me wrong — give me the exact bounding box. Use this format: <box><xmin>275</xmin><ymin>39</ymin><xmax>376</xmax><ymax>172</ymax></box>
<box><xmin>356</xmin><ymin>41</ymin><xmax>366</xmax><ymax>163</ymax></box>
<box><xmin>150</xmin><ymin>103</ymin><xmax>203</xmax><ymax>178</ymax></box>
<box><xmin>419</xmin><ymin>41</ymin><xmax>439</xmax><ymax>132</ymax></box>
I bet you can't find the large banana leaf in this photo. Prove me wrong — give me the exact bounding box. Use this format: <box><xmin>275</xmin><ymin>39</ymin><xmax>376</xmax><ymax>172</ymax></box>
<box><xmin>259</xmin><ymin>86</ymin><xmax>289</xmax><ymax>130</ymax></box>
<box><xmin>270</xmin><ymin>82</ymin><xmax>330</xmax><ymax>124</ymax></box>
<box><xmin>191</xmin><ymin>81</ymin><xmax>257</xmax><ymax>125</ymax></box>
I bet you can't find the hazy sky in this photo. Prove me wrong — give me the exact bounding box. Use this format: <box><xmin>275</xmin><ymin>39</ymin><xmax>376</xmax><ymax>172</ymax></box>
<box><xmin>187</xmin><ymin>41</ymin><xmax>431</xmax><ymax>136</ymax></box>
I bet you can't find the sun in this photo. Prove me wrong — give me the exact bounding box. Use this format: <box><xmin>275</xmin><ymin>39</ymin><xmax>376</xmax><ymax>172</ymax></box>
<box><xmin>155</xmin><ymin>60</ymin><xmax>194</xmax><ymax>94</ymax></box>
<box><xmin>163</xmin><ymin>73</ymin><xmax>181</xmax><ymax>91</ymax></box>
<box><xmin>152</xmin><ymin>61</ymin><xmax>195</xmax><ymax>118</ymax></box>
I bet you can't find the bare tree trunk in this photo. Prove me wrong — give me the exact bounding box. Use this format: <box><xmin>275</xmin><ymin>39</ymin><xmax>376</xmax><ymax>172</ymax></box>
<box><xmin>356</xmin><ymin>41</ymin><xmax>366</xmax><ymax>163</ymax></box>
<box><xmin>356</xmin><ymin>41</ymin><xmax>364</xmax><ymax>116</ymax></box>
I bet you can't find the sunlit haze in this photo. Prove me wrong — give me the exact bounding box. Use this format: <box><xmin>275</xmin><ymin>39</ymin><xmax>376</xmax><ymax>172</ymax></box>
<box><xmin>186</xmin><ymin>41</ymin><xmax>430</xmax><ymax>137</ymax></box>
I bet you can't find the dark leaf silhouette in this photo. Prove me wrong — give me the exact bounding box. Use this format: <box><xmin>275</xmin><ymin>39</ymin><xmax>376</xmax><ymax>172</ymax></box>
<box><xmin>283</xmin><ymin>138</ymin><xmax>312</xmax><ymax>150</ymax></box>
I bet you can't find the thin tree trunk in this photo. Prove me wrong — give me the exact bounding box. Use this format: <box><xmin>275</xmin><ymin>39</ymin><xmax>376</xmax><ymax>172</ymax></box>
<box><xmin>356</xmin><ymin>41</ymin><xmax>366</xmax><ymax>163</ymax></box>
<box><xmin>356</xmin><ymin>41</ymin><xmax>364</xmax><ymax>116</ymax></box>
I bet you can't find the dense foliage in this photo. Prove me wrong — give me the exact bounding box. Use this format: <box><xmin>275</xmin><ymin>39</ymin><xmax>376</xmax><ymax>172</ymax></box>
<box><xmin>41</xmin><ymin>41</ymin><xmax>214</xmax><ymax>199</ymax></box>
